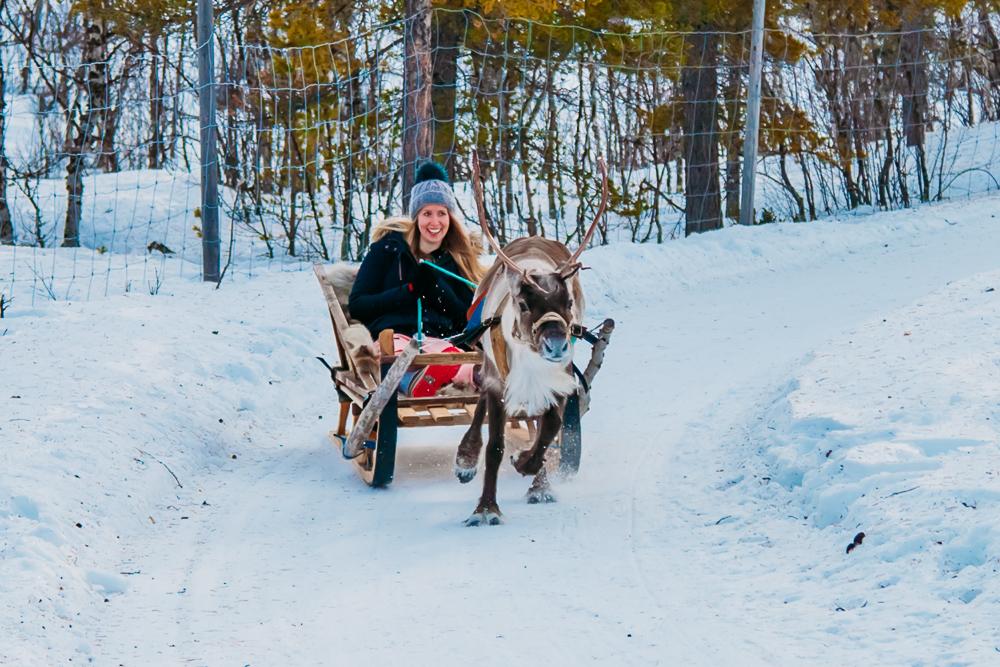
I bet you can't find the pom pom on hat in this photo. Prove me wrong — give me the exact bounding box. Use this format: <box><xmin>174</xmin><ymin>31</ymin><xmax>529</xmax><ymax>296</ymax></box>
<box><xmin>415</xmin><ymin>161</ymin><xmax>449</xmax><ymax>185</ymax></box>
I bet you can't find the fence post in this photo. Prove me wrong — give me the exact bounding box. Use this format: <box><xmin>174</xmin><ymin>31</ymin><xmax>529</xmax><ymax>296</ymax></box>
<box><xmin>739</xmin><ymin>0</ymin><xmax>766</xmax><ymax>226</ymax></box>
<box><xmin>197</xmin><ymin>0</ymin><xmax>220</xmax><ymax>281</ymax></box>
<box><xmin>402</xmin><ymin>0</ymin><xmax>433</xmax><ymax>213</ymax></box>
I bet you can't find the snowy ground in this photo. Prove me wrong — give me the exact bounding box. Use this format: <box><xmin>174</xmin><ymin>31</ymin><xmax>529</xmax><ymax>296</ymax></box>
<box><xmin>3</xmin><ymin>196</ymin><xmax>1000</xmax><ymax>665</ymax></box>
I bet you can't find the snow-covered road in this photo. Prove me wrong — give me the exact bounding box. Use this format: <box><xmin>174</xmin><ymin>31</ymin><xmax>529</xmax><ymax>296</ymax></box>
<box><xmin>4</xmin><ymin>200</ymin><xmax>999</xmax><ymax>665</ymax></box>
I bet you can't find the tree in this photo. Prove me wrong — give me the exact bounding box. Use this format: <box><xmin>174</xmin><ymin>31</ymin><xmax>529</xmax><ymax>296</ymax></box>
<box><xmin>426</xmin><ymin>0</ymin><xmax>564</xmax><ymax>238</ymax></box>
<box><xmin>264</xmin><ymin>0</ymin><xmax>375</xmax><ymax>258</ymax></box>
<box><xmin>430</xmin><ymin>7</ymin><xmax>463</xmax><ymax>178</ymax></box>
<box><xmin>0</xmin><ymin>51</ymin><xmax>13</xmax><ymax>245</ymax></box>
<box><xmin>63</xmin><ymin>14</ymin><xmax>110</xmax><ymax>247</ymax></box>
<box><xmin>72</xmin><ymin>0</ymin><xmax>194</xmax><ymax>169</ymax></box>
<box><xmin>402</xmin><ymin>0</ymin><xmax>433</xmax><ymax>212</ymax></box>
<box><xmin>680</xmin><ymin>30</ymin><xmax>722</xmax><ymax>234</ymax></box>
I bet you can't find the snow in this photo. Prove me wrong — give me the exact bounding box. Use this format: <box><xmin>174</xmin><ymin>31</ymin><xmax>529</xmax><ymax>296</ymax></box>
<box><xmin>3</xmin><ymin>191</ymin><xmax>1000</xmax><ymax>664</ymax></box>
<box><xmin>739</xmin><ymin>269</ymin><xmax>1000</xmax><ymax>663</ymax></box>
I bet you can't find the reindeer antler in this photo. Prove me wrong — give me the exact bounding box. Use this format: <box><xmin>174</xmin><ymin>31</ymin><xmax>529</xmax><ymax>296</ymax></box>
<box><xmin>561</xmin><ymin>157</ymin><xmax>609</xmax><ymax>270</ymax></box>
<box><xmin>471</xmin><ymin>150</ymin><xmax>544</xmax><ymax>290</ymax></box>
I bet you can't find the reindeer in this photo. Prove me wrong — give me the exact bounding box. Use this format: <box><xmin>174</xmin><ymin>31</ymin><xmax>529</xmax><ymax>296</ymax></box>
<box><xmin>456</xmin><ymin>153</ymin><xmax>609</xmax><ymax>526</ymax></box>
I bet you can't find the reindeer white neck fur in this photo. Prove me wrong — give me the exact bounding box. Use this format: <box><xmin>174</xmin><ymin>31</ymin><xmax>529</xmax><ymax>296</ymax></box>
<box><xmin>501</xmin><ymin>333</ymin><xmax>579</xmax><ymax>416</ymax></box>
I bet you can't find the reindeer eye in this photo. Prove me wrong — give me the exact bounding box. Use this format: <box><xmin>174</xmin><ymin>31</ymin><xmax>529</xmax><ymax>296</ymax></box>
<box><xmin>518</xmin><ymin>300</ymin><xmax>529</xmax><ymax>313</ymax></box>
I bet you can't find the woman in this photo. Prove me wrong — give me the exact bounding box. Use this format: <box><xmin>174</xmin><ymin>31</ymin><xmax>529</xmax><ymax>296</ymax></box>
<box><xmin>349</xmin><ymin>162</ymin><xmax>485</xmax><ymax>396</ymax></box>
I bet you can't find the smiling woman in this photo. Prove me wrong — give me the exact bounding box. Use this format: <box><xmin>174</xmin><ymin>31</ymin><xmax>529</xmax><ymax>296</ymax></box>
<box><xmin>347</xmin><ymin>161</ymin><xmax>486</xmax><ymax>396</ymax></box>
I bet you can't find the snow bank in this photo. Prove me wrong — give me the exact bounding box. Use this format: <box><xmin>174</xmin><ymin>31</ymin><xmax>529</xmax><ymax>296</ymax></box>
<box><xmin>757</xmin><ymin>117</ymin><xmax>1000</xmax><ymax>221</ymax></box>
<box><xmin>4</xmin><ymin>169</ymin><xmax>205</xmax><ymax>260</ymax></box>
<box><xmin>581</xmin><ymin>195</ymin><xmax>1000</xmax><ymax>315</ymax></box>
<box><xmin>0</xmin><ymin>274</ymin><xmax>330</xmax><ymax>664</ymax></box>
<box><xmin>756</xmin><ymin>270</ymin><xmax>1000</xmax><ymax>534</ymax></box>
<box><xmin>3</xmin><ymin>88</ymin><xmax>998</xmax><ymax>304</ymax></box>
<box><xmin>747</xmin><ymin>270</ymin><xmax>1000</xmax><ymax>660</ymax></box>
<box><xmin>8</xmin><ymin>186</ymin><xmax>998</xmax><ymax>309</ymax></box>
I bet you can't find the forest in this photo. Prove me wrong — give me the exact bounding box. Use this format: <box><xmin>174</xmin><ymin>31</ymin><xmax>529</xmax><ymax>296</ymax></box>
<box><xmin>1</xmin><ymin>0</ymin><xmax>998</xmax><ymax>260</ymax></box>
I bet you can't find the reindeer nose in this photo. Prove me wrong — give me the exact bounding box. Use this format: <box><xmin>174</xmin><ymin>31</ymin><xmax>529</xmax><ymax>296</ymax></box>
<box><xmin>542</xmin><ymin>336</ymin><xmax>570</xmax><ymax>360</ymax></box>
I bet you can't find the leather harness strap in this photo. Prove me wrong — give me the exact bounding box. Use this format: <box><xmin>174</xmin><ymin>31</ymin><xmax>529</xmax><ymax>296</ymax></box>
<box><xmin>488</xmin><ymin>294</ymin><xmax>511</xmax><ymax>380</ymax></box>
<box><xmin>531</xmin><ymin>311</ymin><xmax>570</xmax><ymax>337</ymax></box>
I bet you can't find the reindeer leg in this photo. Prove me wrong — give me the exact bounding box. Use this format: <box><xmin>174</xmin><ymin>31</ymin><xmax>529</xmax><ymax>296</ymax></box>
<box><xmin>465</xmin><ymin>390</ymin><xmax>506</xmax><ymax>526</ymax></box>
<box><xmin>511</xmin><ymin>402</ymin><xmax>563</xmax><ymax>477</ymax></box>
<box><xmin>454</xmin><ymin>394</ymin><xmax>487</xmax><ymax>483</ymax></box>
<box><xmin>526</xmin><ymin>466</ymin><xmax>556</xmax><ymax>504</ymax></box>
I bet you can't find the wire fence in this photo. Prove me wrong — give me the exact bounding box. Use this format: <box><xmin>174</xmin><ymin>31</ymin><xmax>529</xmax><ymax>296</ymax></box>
<box><xmin>1</xmin><ymin>7</ymin><xmax>999</xmax><ymax>303</ymax></box>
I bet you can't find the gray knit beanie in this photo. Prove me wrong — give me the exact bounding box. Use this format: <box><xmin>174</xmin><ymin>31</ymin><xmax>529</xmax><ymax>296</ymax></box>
<box><xmin>409</xmin><ymin>162</ymin><xmax>459</xmax><ymax>220</ymax></box>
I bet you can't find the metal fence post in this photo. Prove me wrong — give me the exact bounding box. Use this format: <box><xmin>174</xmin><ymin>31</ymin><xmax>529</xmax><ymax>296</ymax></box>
<box><xmin>739</xmin><ymin>0</ymin><xmax>766</xmax><ymax>226</ymax></box>
<box><xmin>197</xmin><ymin>0</ymin><xmax>220</xmax><ymax>281</ymax></box>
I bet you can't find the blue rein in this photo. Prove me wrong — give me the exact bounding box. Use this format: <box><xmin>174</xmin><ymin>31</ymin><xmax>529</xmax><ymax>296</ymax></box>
<box><xmin>415</xmin><ymin>259</ymin><xmax>479</xmax><ymax>348</ymax></box>
<box><xmin>419</xmin><ymin>259</ymin><xmax>478</xmax><ymax>288</ymax></box>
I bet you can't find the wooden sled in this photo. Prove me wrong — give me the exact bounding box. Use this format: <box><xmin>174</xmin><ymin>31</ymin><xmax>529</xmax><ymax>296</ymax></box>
<box><xmin>313</xmin><ymin>263</ymin><xmax>610</xmax><ymax>487</ymax></box>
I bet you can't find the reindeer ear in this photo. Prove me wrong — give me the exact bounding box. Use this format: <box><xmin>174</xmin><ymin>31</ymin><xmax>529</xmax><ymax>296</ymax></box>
<box><xmin>505</xmin><ymin>267</ymin><xmax>525</xmax><ymax>296</ymax></box>
<box><xmin>559</xmin><ymin>262</ymin><xmax>583</xmax><ymax>281</ymax></box>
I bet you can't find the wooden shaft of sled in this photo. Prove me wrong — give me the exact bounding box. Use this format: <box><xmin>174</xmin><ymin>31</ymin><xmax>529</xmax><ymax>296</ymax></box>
<box><xmin>379</xmin><ymin>351</ymin><xmax>482</xmax><ymax>367</ymax></box>
<box><xmin>343</xmin><ymin>339</ymin><xmax>419</xmax><ymax>457</ymax></box>
<box><xmin>583</xmin><ymin>318</ymin><xmax>615</xmax><ymax>387</ymax></box>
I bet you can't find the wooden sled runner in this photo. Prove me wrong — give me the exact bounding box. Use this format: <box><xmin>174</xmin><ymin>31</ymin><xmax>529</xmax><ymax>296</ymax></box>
<box><xmin>313</xmin><ymin>263</ymin><xmax>613</xmax><ymax>487</ymax></box>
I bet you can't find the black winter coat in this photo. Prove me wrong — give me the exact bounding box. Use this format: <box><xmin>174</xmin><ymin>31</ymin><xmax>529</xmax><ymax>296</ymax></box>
<box><xmin>348</xmin><ymin>231</ymin><xmax>475</xmax><ymax>339</ymax></box>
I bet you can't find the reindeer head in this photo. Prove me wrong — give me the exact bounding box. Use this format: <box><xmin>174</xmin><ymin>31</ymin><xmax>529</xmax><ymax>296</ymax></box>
<box><xmin>506</xmin><ymin>268</ymin><xmax>579</xmax><ymax>363</ymax></box>
<box><xmin>471</xmin><ymin>151</ymin><xmax>607</xmax><ymax>365</ymax></box>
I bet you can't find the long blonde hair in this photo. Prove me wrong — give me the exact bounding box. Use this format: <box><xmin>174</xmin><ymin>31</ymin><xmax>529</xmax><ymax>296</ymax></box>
<box><xmin>372</xmin><ymin>214</ymin><xmax>486</xmax><ymax>283</ymax></box>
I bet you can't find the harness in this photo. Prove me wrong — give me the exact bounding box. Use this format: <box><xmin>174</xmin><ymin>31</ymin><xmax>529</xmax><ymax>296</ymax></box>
<box><xmin>532</xmin><ymin>311</ymin><xmax>570</xmax><ymax>338</ymax></box>
<box><xmin>489</xmin><ymin>304</ymin><xmax>511</xmax><ymax>379</ymax></box>
<box><xmin>450</xmin><ymin>292</ymin><xmax>598</xmax><ymax>386</ymax></box>
<box><xmin>468</xmin><ymin>294</ymin><xmax>512</xmax><ymax>380</ymax></box>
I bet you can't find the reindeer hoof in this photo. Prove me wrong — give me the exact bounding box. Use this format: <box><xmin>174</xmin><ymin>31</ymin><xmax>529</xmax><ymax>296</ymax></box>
<box><xmin>526</xmin><ymin>489</ymin><xmax>557</xmax><ymax>504</ymax></box>
<box><xmin>454</xmin><ymin>464</ymin><xmax>477</xmax><ymax>484</ymax></box>
<box><xmin>511</xmin><ymin>451</ymin><xmax>544</xmax><ymax>476</ymax></box>
<box><xmin>464</xmin><ymin>510</ymin><xmax>503</xmax><ymax>526</ymax></box>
